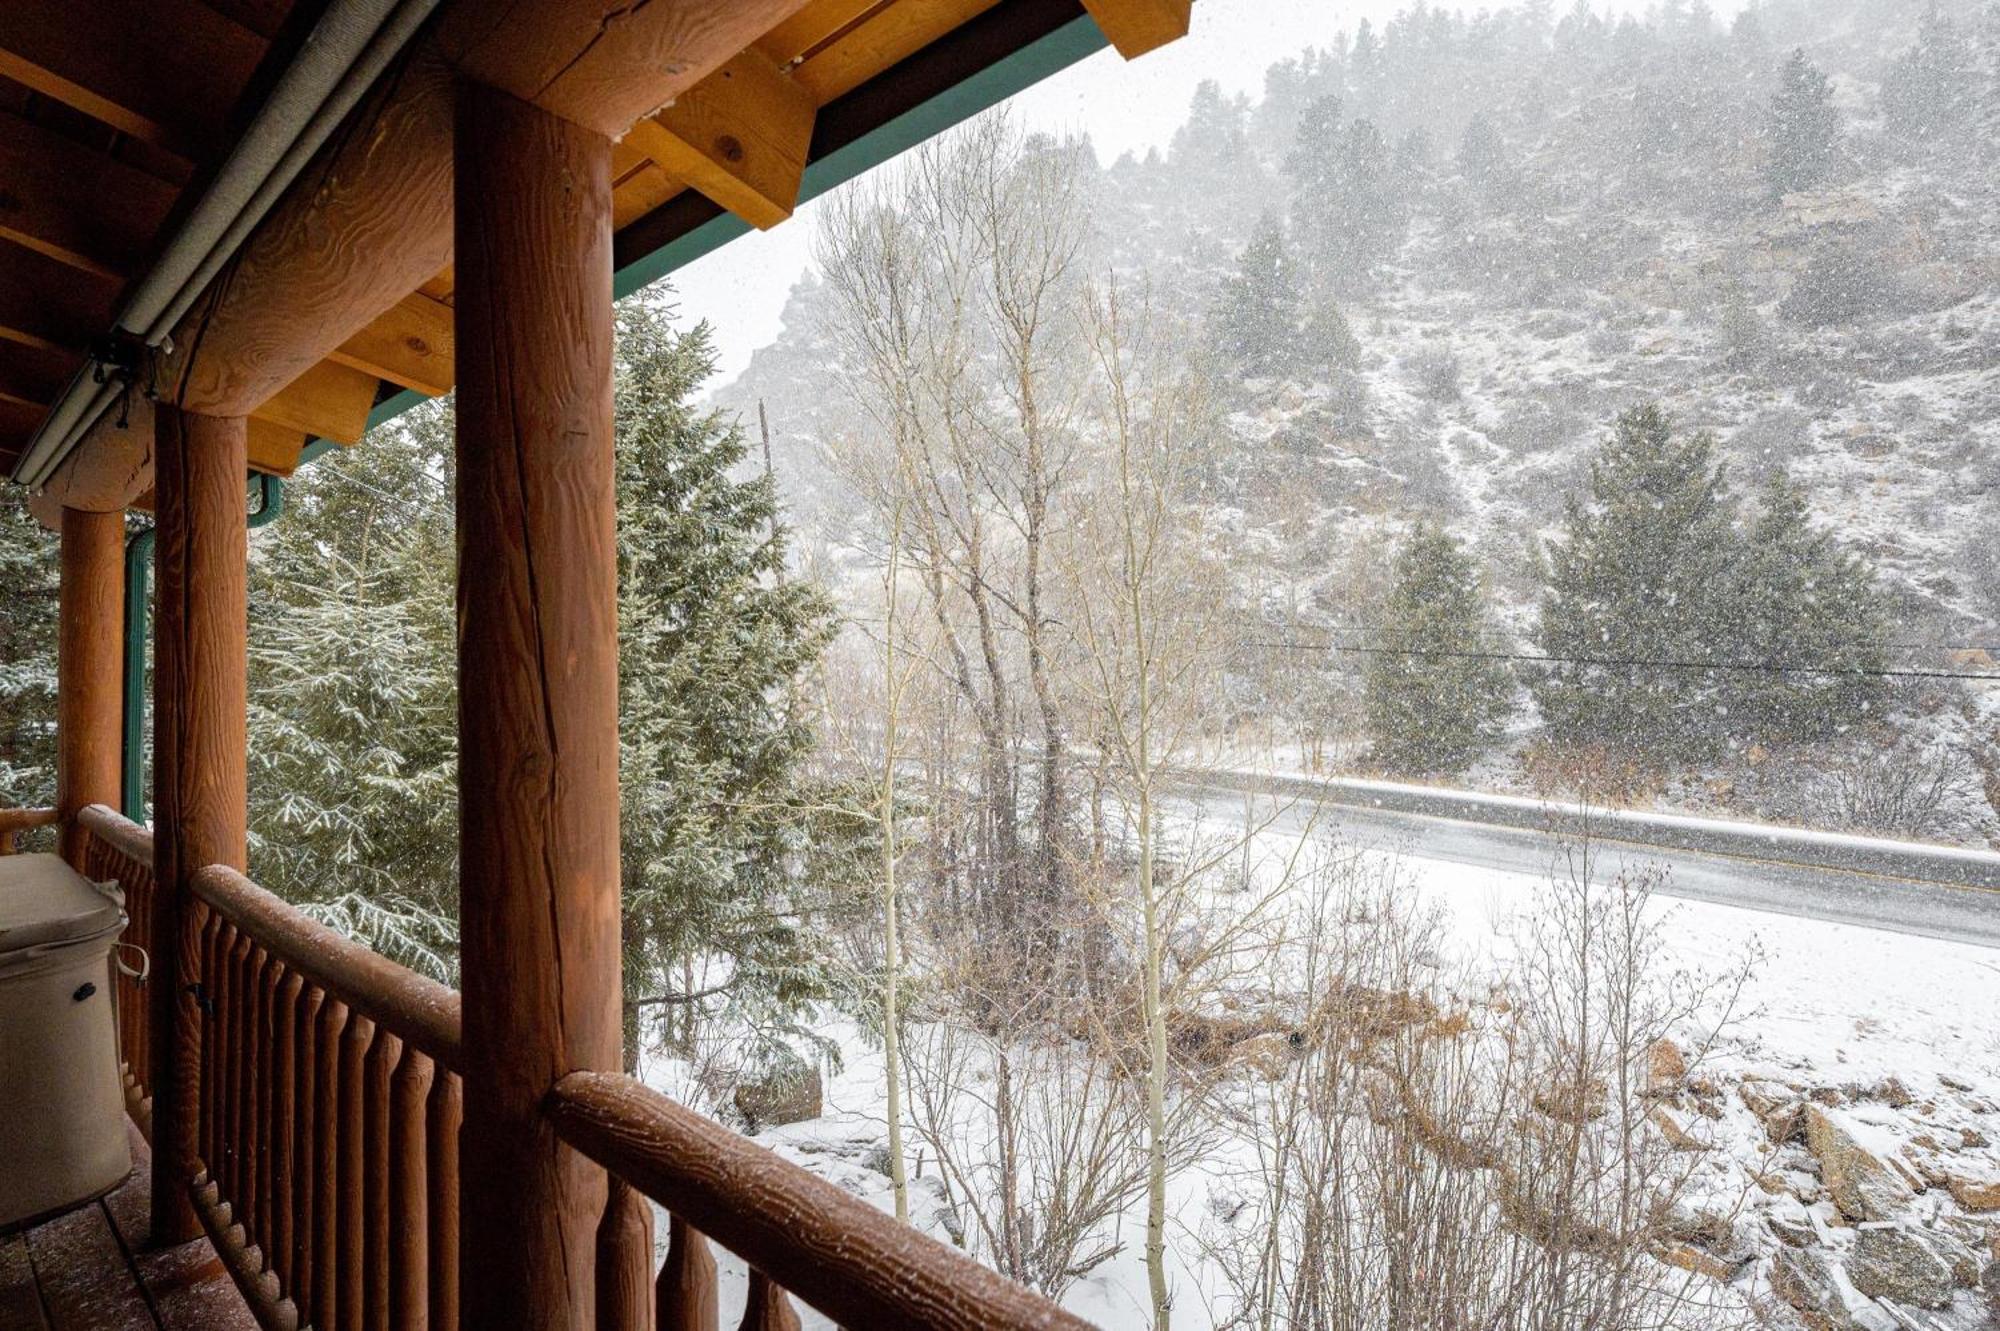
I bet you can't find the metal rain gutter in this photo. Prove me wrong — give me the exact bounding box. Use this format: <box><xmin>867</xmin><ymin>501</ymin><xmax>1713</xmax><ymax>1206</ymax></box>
<box><xmin>13</xmin><ymin>0</ymin><xmax>439</xmax><ymax>490</ymax></box>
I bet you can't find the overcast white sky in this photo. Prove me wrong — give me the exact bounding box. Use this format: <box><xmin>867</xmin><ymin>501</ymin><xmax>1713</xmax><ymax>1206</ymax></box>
<box><xmin>661</xmin><ymin>0</ymin><xmax>1741</xmax><ymax>389</ymax></box>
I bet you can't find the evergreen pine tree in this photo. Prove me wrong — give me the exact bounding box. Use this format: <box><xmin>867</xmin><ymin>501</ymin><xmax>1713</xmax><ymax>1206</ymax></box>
<box><xmin>1765</xmin><ymin>48</ymin><xmax>1839</xmax><ymax>197</ymax></box>
<box><xmin>247</xmin><ymin>407</ymin><xmax>461</xmax><ymax>979</ymax></box>
<box><xmin>1532</xmin><ymin>405</ymin><xmax>1740</xmax><ymax>761</ymax></box>
<box><xmin>611</xmin><ymin>305</ymin><xmax>854</xmax><ymax>1065</ymax></box>
<box><xmin>1732</xmin><ymin>472</ymin><xmax>1889</xmax><ymax>741</ymax></box>
<box><xmin>1210</xmin><ymin>211</ymin><xmax>1303</xmax><ymax>378</ymax></box>
<box><xmin>1364</xmin><ymin>525</ymin><xmax>1513</xmax><ymax>775</ymax></box>
<box><xmin>1457</xmin><ymin>112</ymin><xmax>1505</xmax><ymax>188</ymax></box>
<box><xmin>0</xmin><ymin>489</ymin><xmax>58</xmax><ymax>808</ymax></box>
<box><xmin>1884</xmin><ymin>2</ymin><xmax>1978</xmax><ymax>136</ymax></box>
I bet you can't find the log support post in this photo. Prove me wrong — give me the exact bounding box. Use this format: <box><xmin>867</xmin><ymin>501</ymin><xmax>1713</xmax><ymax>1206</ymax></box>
<box><xmin>150</xmin><ymin>406</ymin><xmax>249</xmax><ymax>1245</ymax></box>
<box><xmin>454</xmin><ymin>77</ymin><xmax>622</xmax><ymax>1328</ymax></box>
<box><xmin>56</xmin><ymin>506</ymin><xmax>124</xmax><ymax>866</ymax></box>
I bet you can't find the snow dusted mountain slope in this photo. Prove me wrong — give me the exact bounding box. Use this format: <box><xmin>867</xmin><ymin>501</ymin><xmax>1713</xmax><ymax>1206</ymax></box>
<box><xmin>714</xmin><ymin>0</ymin><xmax>2000</xmax><ymax>841</ymax></box>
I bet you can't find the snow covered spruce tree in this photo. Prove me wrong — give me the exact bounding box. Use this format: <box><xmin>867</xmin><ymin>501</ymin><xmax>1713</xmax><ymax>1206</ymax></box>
<box><xmin>612</xmin><ymin>305</ymin><xmax>855</xmax><ymax>1069</ymax></box>
<box><xmin>1363</xmin><ymin>524</ymin><xmax>1512</xmax><ymax>777</ymax></box>
<box><xmin>0</xmin><ymin>488</ymin><xmax>58</xmax><ymax>808</ymax></box>
<box><xmin>1532</xmin><ymin>405</ymin><xmax>1740</xmax><ymax>763</ymax></box>
<box><xmin>1764</xmin><ymin>47</ymin><xmax>1839</xmax><ymax>197</ymax></box>
<box><xmin>1884</xmin><ymin>1</ymin><xmax>1979</xmax><ymax>137</ymax></box>
<box><xmin>1732</xmin><ymin>472</ymin><xmax>1889</xmax><ymax>743</ymax></box>
<box><xmin>1209</xmin><ymin>211</ymin><xmax>1304</xmax><ymax>379</ymax></box>
<box><xmin>247</xmin><ymin>408</ymin><xmax>461</xmax><ymax>979</ymax></box>
<box><xmin>1533</xmin><ymin>406</ymin><xmax>1890</xmax><ymax>766</ymax></box>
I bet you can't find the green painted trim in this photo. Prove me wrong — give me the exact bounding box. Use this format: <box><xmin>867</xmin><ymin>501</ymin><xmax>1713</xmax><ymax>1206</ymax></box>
<box><xmin>355</xmin><ymin>11</ymin><xmax>1110</xmax><ymax>437</ymax></box>
<box><xmin>121</xmin><ymin>473</ymin><xmax>285</xmax><ymax>820</ymax></box>
<box><xmin>120</xmin><ymin>526</ymin><xmax>154</xmax><ymax>821</ymax></box>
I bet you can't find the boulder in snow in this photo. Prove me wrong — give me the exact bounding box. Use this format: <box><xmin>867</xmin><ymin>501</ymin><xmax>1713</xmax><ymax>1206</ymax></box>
<box><xmin>1769</xmin><ymin>1246</ymin><xmax>1897</xmax><ymax>1331</ymax></box>
<box><xmin>1846</xmin><ymin>1224</ymin><xmax>1962</xmax><ymax>1309</ymax></box>
<box><xmin>1803</xmin><ymin>1104</ymin><xmax>1915</xmax><ymax>1222</ymax></box>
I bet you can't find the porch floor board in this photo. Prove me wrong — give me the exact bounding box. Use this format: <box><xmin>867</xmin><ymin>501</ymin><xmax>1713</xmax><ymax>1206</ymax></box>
<box><xmin>2</xmin><ymin>1121</ymin><xmax>256</xmax><ymax>1331</ymax></box>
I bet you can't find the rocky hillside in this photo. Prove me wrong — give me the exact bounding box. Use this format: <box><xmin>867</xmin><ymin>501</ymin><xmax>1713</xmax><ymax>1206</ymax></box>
<box><xmin>716</xmin><ymin>0</ymin><xmax>2000</xmax><ymax>844</ymax></box>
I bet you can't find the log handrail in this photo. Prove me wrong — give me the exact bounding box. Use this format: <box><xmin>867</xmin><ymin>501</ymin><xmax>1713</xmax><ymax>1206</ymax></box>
<box><xmin>76</xmin><ymin>802</ymin><xmax>153</xmax><ymax>864</ymax></box>
<box><xmin>547</xmin><ymin>1069</ymin><xmax>1093</xmax><ymax>1331</ymax></box>
<box><xmin>0</xmin><ymin>805</ymin><xmax>58</xmax><ymax>854</ymax></box>
<box><xmin>189</xmin><ymin>863</ymin><xmax>463</xmax><ymax>1072</ymax></box>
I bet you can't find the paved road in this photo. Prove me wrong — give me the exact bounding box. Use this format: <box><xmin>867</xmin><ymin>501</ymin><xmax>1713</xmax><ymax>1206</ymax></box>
<box><xmin>1165</xmin><ymin>777</ymin><xmax>2000</xmax><ymax>951</ymax></box>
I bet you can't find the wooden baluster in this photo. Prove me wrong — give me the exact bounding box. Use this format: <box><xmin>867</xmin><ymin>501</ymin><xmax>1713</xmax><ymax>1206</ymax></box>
<box><xmin>363</xmin><ymin>1030</ymin><xmax>398</xmax><ymax>1331</ymax></box>
<box><xmin>224</xmin><ymin>929</ymin><xmax>253</xmax><ymax>1217</ymax></box>
<box><xmin>197</xmin><ymin>909</ymin><xmax>225</xmax><ymax>1190</ymax></box>
<box><xmin>259</xmin><ymin>954</ymin><xmax>285</xmax><ymax>1262</ymax></box>
<box><xmin>596</xmin><ymin>1175</ymin><xmax>654</xmax><ymax>1331</ymax></box>
<box><xmin>737</xmin><ymin>1271</ymin><xmax>801</xmax><ymax>1331</ymax></box>
<box><xmin>426</xmin><ymin>1072</ymin><xmax>461</xmax><ymax>1331</ymax></box>
<box><xmin>390</xmin><ymin>1048</ymin><xmax>435</xmax><ymax>1328</ymax></box>
<box><xmin>244</xmin><ymin>946</ymin><xmax>273</xmax><ymax>1249</ymax></box>
<box><xmin>269</xmin><ymin>970</ymin><xmax>301</xmax><ymax>1297</ymax></box>
<box><xmin>292</xmin><ymin>983</ymin><xmax>325</xmax><ymax>1318</ymax></box>
<box><xmin>313</xmin><ymin>998</ymin><xmax>348</xmax><ymax>1331</ymax></box>
<box><xmin>657</xmin><ymin>1215</ymin><xmax>718</xmax><ymax>1331</ymax></box>
<box><xmin>338</xmin><ymin>1014</ymin><xmax>375</xmax><ymax>1331</ymax></box>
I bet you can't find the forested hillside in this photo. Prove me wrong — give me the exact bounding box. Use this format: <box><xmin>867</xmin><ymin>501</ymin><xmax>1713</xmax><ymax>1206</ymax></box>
<box><xmin>722</xmin><ymin>0</ymin><xmax>2000</xmax><ymax>846</ymax></box>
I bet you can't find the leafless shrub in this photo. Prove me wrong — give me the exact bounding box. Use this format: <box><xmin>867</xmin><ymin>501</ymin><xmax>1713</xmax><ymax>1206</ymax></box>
<box><xmin>1408</xmin><ymin>348</ymin><xmax>1464</xmax><ymax>403</ymax></box>
<box><xmin>1198</xmin><ymin>836</ymin><xmax>1759</xmax><ymax>1331</ymax></box>
<box><xmin>1826</xmin><ymin>738</ymin><xmax>1975</xmax><ymax>841</ymax></box>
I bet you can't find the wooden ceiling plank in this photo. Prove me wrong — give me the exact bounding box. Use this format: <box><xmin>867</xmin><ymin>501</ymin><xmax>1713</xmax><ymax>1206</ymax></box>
<box><xmin>249</xmin><ymin>359</ymin><xmax>379</xmax><ymax>445</ymax></box>
<box><xmin>624</xmin><ymin>49</ymin><xmax>814</xmax><ymax>230</ymax></box>
<box><xmin>755</xmin><ymin>0</ymin><xmax>889</xmax><ymax>67</ymax></box>
<box><xmin>326</xmin><ymin>290</ymin><xmax>456</xmax><ymax>397</ymax></box>
<box><xmin>0</xmin><ymin>0</ymin><xmax>266</xmax><ymax>159</ymax></box>
<box><xmin>0</xmin><ymin>238</ymin><xmax>120</xmax><ymax>355</ymax></box>
<box><xmin>0</xmin><ymin>108</ymin><xmax>179</xmax><ymax>278</ymax></box>
<box><xmin>788</xmin><ymin>0</ymin><xmax>1001</xmax><ymax>104</ymax></box>
<box><xmin>1079</xmin><ymin>0</ymin><xmax>1192</xmax><ymax>59</ymax></box>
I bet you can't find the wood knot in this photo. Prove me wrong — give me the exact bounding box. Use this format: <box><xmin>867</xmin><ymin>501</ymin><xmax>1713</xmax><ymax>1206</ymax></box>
<box><xmin>715</xmin><ymin>135</ymin><xmax>745</xmax><ymax>164</ymax></box>
<box><xmin>405</xmin><ymin>336</ymin><xmax>430</xmax><ymax>355</ymax></box>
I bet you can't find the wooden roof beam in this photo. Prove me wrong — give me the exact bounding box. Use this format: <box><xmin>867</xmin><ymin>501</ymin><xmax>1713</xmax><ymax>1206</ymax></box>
<box><xmin>40</xmin><ymin>1</ymin><xmax>814</xmax><ymax>512</ymax></box>
<box><xmin>327</xmin><ymin>289</ymin><xmax>455</xmax><ymax>398</ymax></box>
<box><xmin>1081</xmin><ymin>0</ymin><xmax>1192</xmax><ymax>59</ymax></box>
<box><xmin>624</xmin><ymin>49</ymin><xmax>815</xmax><ymax>231</ymax></box>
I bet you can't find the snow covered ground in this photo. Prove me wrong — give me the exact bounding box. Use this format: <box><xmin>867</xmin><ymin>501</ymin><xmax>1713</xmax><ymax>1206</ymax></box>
<box><xmin>641</xmin><ymin>819</ymin><xmax>2000</xmax><ymax>1329</ymax></box>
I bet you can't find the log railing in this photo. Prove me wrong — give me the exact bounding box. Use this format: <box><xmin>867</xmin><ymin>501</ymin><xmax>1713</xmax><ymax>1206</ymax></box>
<box><xmin>187</xmin><ymin>862</ymin><xmax>463</xmax><ymax>1331</ymax></box>
<box><xmin>63</xmin><ymin>807</ymin><xmax>1084</xmax><ymax>1330</ymax></box>
<box><xmin>0</xmin><ymin>805</ymin><xmax>57</xmax><ymax>854</ymax></box>
<box><xmin>77</xmin><ymin>804</ymin><xmax>158</xmax><ymax>1127</ymax></box>
<box><xmin>549</xmin><ymin>1072</ymin><xmax>1092</xmax><ymax>1331</ymax></box>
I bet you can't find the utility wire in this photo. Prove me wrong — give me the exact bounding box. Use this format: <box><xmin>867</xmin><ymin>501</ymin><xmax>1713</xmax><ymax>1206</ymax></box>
<box><xmin>1233</xmin><ymin>638</ymin><xmax>2000</xmax><ymax>682</ymax></box>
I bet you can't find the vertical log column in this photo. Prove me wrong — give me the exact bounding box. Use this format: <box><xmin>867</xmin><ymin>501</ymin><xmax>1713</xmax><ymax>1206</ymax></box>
<box><xmin>151</xmin><ymin>406</ymin><xmax>249</xmax><ymax>1245</ymax></box>
<box><xmin>56</xmin><ymin>506</ymin><xmax>124</xmax><ymax>866</ymax></box>
<box><xmin>455</xmin><ymin>79</ymin><xmax>622</xmax><ymax>1329</ymax></box>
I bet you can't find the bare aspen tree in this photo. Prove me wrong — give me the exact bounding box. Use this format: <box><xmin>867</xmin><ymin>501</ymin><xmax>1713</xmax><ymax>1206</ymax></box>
<box><xmin>1066</xmin><ymin>278</ymin><xmax>1224</xmax><ymax>1330</ymax></box>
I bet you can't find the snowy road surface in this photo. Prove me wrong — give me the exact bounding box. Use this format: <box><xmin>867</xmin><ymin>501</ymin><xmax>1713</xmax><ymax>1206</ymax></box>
<box><xmin>1166</xmin><ymin>778</ymin><xmax>2000</xmax><ymax>950</ymax></box>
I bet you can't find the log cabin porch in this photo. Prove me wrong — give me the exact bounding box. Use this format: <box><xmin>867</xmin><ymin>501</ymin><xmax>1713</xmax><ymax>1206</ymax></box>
<box><xmin>0</xmin><ymin>1</ymin><xmax>1192</xmax><ymax>1326</ymax></box>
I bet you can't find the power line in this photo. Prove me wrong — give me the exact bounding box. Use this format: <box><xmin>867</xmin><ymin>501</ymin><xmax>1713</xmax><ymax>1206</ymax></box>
<box><xmin>1236</xmin><ymin>637</ymin><xmax>2000</xmax><ymax>682</ymax></box>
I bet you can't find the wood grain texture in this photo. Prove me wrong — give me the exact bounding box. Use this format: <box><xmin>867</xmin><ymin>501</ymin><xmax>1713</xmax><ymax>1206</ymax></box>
<box><xmin>389</xmin><ymin>1048</ymin><xmax>435</xmax><ymax>1327</ymax></box>
<box><xmin>548</xmin><ymin>1072</ymin><xmax>1092</xmax><ymax>1331</ymax></box>
<box><xmin>453</xmin><ymin>79</ymin><xmax>622</xmax><ymax>1331</ymax></box>
<box><xmin>327</xmin><ymin>291</ymin><xmax>457</xmax><ymax>398</ymax></box>
<box><xmin>435</xmin><ymin>0</ymin><xmax>814</xmax><ymax>137</ymax></box>
<box><xmin>56</xmin><ymin>508</ymin><xmax>122</xmax><ymax>867</ymax></box>
<box><xmin>596</xmin><ymin>1175</ymin><xmax>656</xmax><ymax>1331</ymax></box>
<box><xmin>625</xmin><ymin>49</ymin><xmax>814</xmax><ymax>229</ymax></box>
<box><xmin>150</xmin><ymin>405</ymin><xmax>248</xmax><ymax>1247</ymax></box>
<box><xmin>190</xmin><ymin>865</ymin><xmax>463</xmax><ymax>1067</ymax></box>
<box><xmin>658</xmin><ymin>1215</ymin><xmax>718</xmax><ymax>1331</ymax></box>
